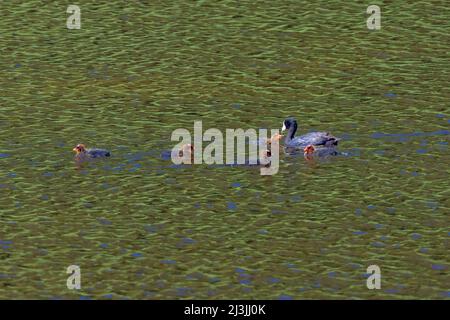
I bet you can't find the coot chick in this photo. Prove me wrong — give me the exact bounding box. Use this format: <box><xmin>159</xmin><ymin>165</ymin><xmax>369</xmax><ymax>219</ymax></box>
<box><xmin>303</xmin><ymin>144</ymin><xmax>339</xmax><ymax>160</ymax></box>
<box><xmin>73</xmin><ymin>144</ymin><xmax>111</xmax><ymax>159</ymax></box>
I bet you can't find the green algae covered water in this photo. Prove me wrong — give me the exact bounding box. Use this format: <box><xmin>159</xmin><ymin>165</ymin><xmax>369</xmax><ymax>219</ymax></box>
<box><xmin>0</xmin><ymin>1</ymin><xmax>449</xmax><ymax>299</ymax></box>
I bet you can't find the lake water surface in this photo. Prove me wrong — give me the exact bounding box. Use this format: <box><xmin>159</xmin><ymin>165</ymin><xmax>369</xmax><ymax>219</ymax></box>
<box><xmin>0</xmin><ymin>1</ymin><xmax>448</xmax><ymax>299</ymax></box>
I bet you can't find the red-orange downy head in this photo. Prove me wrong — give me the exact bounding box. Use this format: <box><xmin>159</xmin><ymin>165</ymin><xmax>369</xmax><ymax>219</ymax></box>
<box><xmin>73</xmin><ymin>144</ymin><xmax>87</xmax><ymax>154</ymax></box>
<box><xmin>303</xmin><ymin>145</ymin><xmax>315</xmax><ymax>155</ymax></box>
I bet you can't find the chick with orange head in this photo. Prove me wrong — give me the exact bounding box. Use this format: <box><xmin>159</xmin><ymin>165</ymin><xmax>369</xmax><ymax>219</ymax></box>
<box><xmin>303</xmin><ymin>145</ymin><xmax>315</xmax><ymax>160</ymax></box>
<box><xmin>178</xmin><ymin>143</ymin><xmax>194</xmax><ymax>164</ymax></box>
<box><xmin>73</xmin><ymin>143</ymin><xmax>111</xmax><ymax>159</ymax></box>
<box><xmin>267</xmin><ymin>133</ymin><xmax>284</xmax><ymax>144</ymax></box>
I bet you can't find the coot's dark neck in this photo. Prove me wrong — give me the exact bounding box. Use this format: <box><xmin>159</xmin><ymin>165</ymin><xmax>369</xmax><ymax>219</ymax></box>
<box><xmin>285</xmin><ymin>121</ymin><xmax>297</xmax><ymax>143</ymax></box>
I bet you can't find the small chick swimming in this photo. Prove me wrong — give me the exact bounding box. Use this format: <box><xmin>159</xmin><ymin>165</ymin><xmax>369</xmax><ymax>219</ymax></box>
<box><xmin>175</xmin><ymin>143</ymin><xmax>194</xmax><ymax>164</ymax></box>
<box><xmin>73</xmin><ymin>144</ymin><xmax>111</xmax><ymax>160</ymax></box>
<box><xmin>303</xmin><ymin>144</ymin><xmax>338</xmax><ymax>161</ymax></box>
<box><xmin>266</xmin><ymin>133</ymin><xmax>284</xmax><ymax>145</ymax></box>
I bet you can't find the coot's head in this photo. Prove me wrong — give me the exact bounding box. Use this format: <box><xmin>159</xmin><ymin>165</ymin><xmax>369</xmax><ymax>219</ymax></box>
<box><xmin>281</xmin><ymin>117</ymin><xmax>297</xmax><ymax>132</ymax></box>
<box><xmin>73</xmin><ymin>144</ymin><xmax>87</xmax><ymax>154</ymax></box>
